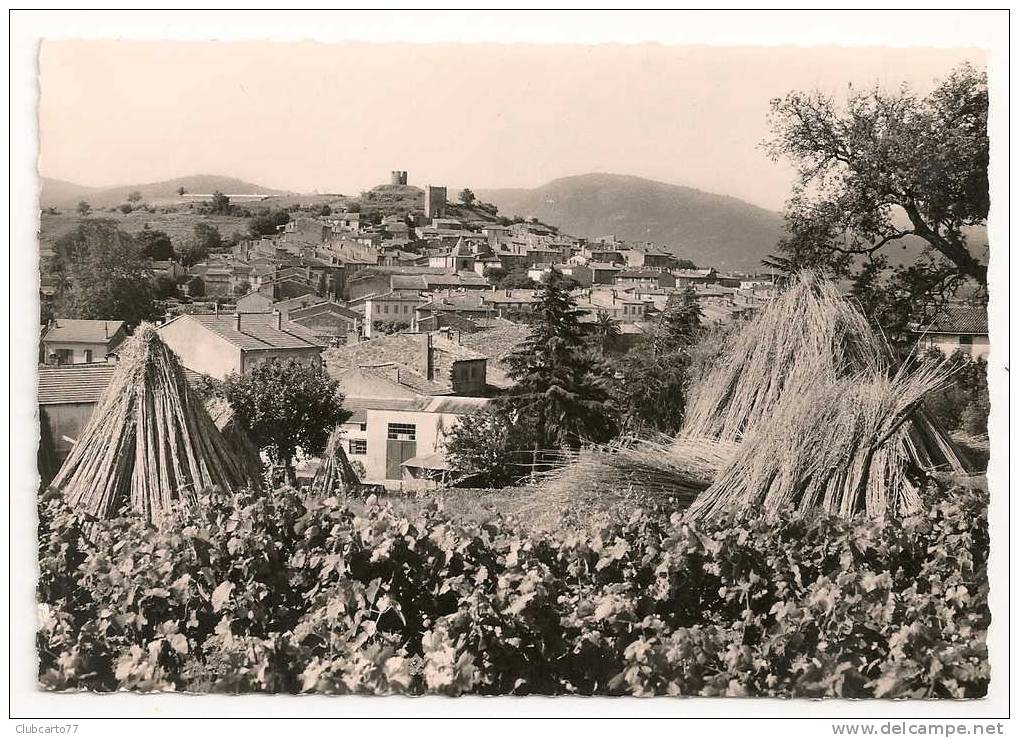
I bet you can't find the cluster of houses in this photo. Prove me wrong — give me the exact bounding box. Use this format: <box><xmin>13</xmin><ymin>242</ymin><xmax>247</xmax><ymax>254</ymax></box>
<box><xmin>37</xmin><ymin>170</ymin><xmax>990</xmax><ymax>491</ymax></box>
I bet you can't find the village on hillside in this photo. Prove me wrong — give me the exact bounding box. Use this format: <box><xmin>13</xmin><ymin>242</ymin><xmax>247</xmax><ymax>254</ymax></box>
<box><xmin>38</xmin><ymin>166</ymin><xmax>991</xmax><ymax>491</ymax></box>
<box><xmin>39</xmin><ymin>168</ymin><xmax>839</xmax><ymax>490</ymax></box>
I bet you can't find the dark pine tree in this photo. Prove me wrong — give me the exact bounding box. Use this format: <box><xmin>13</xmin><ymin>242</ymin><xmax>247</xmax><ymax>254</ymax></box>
<box><xmin>504</xmin><ymin>267</ymin><xmax>616</xmax><ymax>450</ymax></box>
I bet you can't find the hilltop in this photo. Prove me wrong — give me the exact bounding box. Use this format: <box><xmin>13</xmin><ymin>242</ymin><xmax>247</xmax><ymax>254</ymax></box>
<box><xmin>39</xmin><ymin>174</ymin><xmax>291</xmax><ymax>209</ymax></box>
<box><xmin>39</xmin><ymin>172</ymin><xmax>790</xmax><ymax>270</ymax></box>
<box><xmin>477</xmin><ymin>173</ymin><xmax>786</xmax><ymax>270</ymax></box>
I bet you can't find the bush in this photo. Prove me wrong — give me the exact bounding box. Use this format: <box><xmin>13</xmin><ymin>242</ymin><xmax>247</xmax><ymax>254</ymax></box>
<box><xmin>38</xmin><ymin>484</ymin><xmax>989</xmax><ymax>697</ymax></box>
<box><xmin>923</xmin><ymin>351</ymin><xmax>988</xmax><ymax>436</ymax></box>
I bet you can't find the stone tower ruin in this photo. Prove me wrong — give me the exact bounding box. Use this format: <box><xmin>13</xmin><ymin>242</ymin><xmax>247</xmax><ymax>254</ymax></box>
<box><xmin>390</xmin><ymin>170</ymin><xmax>408</xmax><ymax>186</ymax></box>
<box><xmin>424</xmin><ymin>185</ymin><xmax>447</xmax><ymax>219</ymax></box>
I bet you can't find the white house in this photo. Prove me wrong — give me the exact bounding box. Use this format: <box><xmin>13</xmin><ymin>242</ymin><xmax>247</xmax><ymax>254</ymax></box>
<box><xmin>912</xmin><ymin>305</ymin><xmax>989</xmax><ymax>361</ymax></box>
<box><xmin>41</xmin><ymin>319</ymin><xmax>128</xmax><ymax>365</ymax></box>
<box><xmin>332</xmin><ymin>368</ymin><xmax>489</xmax><ymax>489</ymax></box>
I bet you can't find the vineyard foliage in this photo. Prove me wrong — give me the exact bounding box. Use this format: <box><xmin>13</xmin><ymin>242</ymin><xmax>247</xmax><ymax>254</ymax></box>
<box><xmin>37</xmin><ymin>484</ymin><xmax>989</xmax><ymax>697</ymax></box>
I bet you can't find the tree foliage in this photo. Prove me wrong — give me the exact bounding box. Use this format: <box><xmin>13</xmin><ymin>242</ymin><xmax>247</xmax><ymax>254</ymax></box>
<box><xmin>443</xmin><ymin>409</ymin><xmax>533</xmax><ymax>488</ymax></box>
<box><xmin>152</xmin><ymin>276</ymin><xmax>179</xmax><ymax>300</ymax></box>
<box><xmin>654</xmin><ymin>285</ymin><xmax>703</xmax><ymax>353</ymax></box>
<box><xmin>177</xmin><ymin>223</ymin><xmax>221</xmax><ymax>267</ymax></box>
<box><xmin>186</xmin><ymin>276</ymin><xmax>206</xmax><ymax>298</ymax></box>
<box><xmin>606</xmin><ymin>286</ymin><xmax>702</xmax><ymax>435</ymax></box>
<box><xmin>52</xmin><ymin>221</ymin><xmax>157</xmax><ymax>327</ymax></box>
<box><xmin>923</xmin><ymin>351</ymin><xmax>989</xmax><ymax>438</ymax></box>
<box><xmin>209</xmin><ymin>191</ymin><xmax>232</xmax><ymax>215</ymax></box>
<box><xmin>223</xmin><ymin>359</ymin><xmax>349</xmax><ymax>474</ymax></box>
<box><xmin>459</xmin><ymin>187</ymin><xmax>476</xmax><ymax>206</ymax></box>
<box><xmin>493</xmin><ymin>268</ymin><xmax>538</xmax><ymax>290</ymax></box>
<box><xmin>611</xmin><ymin>348</ymin><xmax>690</xmax><ymax>436</ymax></box>
<box><xmin>765</xmin><ymin>63</ymin><xmax>988</xmax><ymax>333</ymax></box>
<box><xmin>249</xmin><ymin>209</ymin><xmax>291</xmax><ymax>237</ymax></box>
<box><xmin>136</xmin><ymin>228</ymin><xmax>174</xmax><ymax>261</ymax></box>
<box><xmin>592</xmin><ymin>311</ymin><xmax>621</xmax><ymax>355</ymax></box>
<box><xmin>504</xmin><ymin>267</ymin><xmax>615</xmax><ymax>449</ymax></box>
<box><xmin>76</xmin><ymin>201</ymin><xmax>91</xmax><ymax>217</ymax></box>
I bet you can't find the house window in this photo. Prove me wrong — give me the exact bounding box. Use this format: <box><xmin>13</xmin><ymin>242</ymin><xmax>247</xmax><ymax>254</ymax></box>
<box><xmin>360</xmin><ymin>423</ymin><xmax>367</xmax><ymax>432</ymax></box>
<box><xmin>349</xmin><ymin>439</ymin><xmax>367</xmax><ymax>455</ymax></box>
<box><xmin>383</xmin><ymin>305</ymin><xmax>389</xmax><ymax>314</ymax></box>
<box><xmin>387</xmin><ymin>423</ymin><xmax>416</xmax><ymax>441</ymax></box>
<box><xmin>83</xmin><ymin>349</ymin><xmax>93</xmax><ymax>363</ymax></box>
<box><xmin>959</xmin><ymin>335</ymin><xmax>973</xmax><ymax>345</ymax></box>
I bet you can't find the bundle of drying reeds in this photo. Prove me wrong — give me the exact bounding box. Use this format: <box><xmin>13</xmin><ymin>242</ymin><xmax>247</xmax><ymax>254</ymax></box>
<box><xmin>685</xmin><ymin>359</ymin><xmax>956</xmax><ymax>522</ymax></box>
<box><xmin>533</xmin><ymin>273</ymin><xmax>966</xmax><ymax>525</ymax></box>
<box><xmin>677</xmin><ymin>274</ymin><xmax>966</xmax><ymax>474</ymax></box>
<box><xmin>681</xmin><ymin>275</ymin><xmax>889</xmax><ymax>442</ymax></box>
<box><xmin>514</xmin><ymin>436</ymin><xmax>736</xmax><ymax>530</ymax></box>
<box><xmin>310</xmin><ymin>426</ymin><xmax>362</xmax><ymax>495</ymax></box>
<box><xmin>533</xmin><ymin>437</ymin><xmax>734</xmax><ymax>506</ymax></box>
<box><xmin>205</xmin><ymin>397</ymin><xmax>264</xmax><ymax>483</ymax></box>
<box><xmin>50</xmin><ymin>324</ymin><xmax>257</xmax><ymax>523</ymax></box>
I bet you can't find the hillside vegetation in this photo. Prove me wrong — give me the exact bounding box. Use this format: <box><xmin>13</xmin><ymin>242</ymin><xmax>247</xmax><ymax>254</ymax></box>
<box><xmin>478</xmin><ymin>173</ymin><xmax>786</xmax><ymax>270</ymax></box>
<box><xmin>40</xmin><ymin>175</ymin><xmax>290</xmax><ymax>209</ymax></box>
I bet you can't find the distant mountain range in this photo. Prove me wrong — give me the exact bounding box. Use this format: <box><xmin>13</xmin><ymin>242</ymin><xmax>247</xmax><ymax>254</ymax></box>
<box><xmin>39</xmin><ymin>175</ymin><xmax>290</xmax><ymax>209</ymax></box>
<box><xmin>477</xmin><ymin>173</ymin><xmax>786</xmax><ymax>270</ymax></box>
<box><xmin>40</xmin><ymin>171</ymin><xmax>787</xmax><ymax>270</ymax></box>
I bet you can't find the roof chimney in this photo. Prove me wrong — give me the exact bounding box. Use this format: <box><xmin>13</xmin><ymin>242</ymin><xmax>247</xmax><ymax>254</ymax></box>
<box><xmin>233</xmin><ymin>313</ymin><xmax>241</xmax><ymax>331</ymax></box>
<box><xmin>273</xmin><ymin>310</ymin><xmax>282</xmax><ymax>330</ymax></box>
<box><xmin>421</xmin><ymin>332</ymin><xmax>434</xmax><ymax>380</ymax></box>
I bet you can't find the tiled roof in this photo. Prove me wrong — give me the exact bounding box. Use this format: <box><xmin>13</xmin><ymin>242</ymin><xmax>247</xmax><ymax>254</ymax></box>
<box><xmin>352</xmin><ymin>291</ymin><xmax>429</xmax><ymax>303</ymax></box>
<box><xmin>327</xmin><ymin>333</ymin><xmax>485</xmax><ymax>370</ymax></box>
<box><xmin>336</xmin><ymin>365</ymin><xmax>449</xmax><ymax>398</ymax></box>
<box><xmin>416</xmin><ymin>294</ymin><xmax>492</xmax><ymax>313</ymax></box>
<box><xmin>482</xmin><ymin>290</ymin><xmax>541</xmax><ymax>305</ymax></box>
<box><xmin>915</xmin><ymin>305</ymin><xmax>989</xmax><ymax>335</ymax></box>
<box><xmin>165</xmin><ymin>313</ymin><xmax>325</xmax><ymax>351</ymax></box>
<box><xmin>342</xmin><ymin>394</ymin><xmax>490</xmax><ymax>414</ymax></box>
<box><xmin>273</xmin><ymin>294</ymin><xmax>327</xmax><ymax>313</ymax></box>
<box><xmin>289</xmin><ymin>301</ymin><xmax>361</xmax><ymax>321</ymax></box>
<box><xmin>351</xmin><ymin>266</ymin><xmax>451</xmax><ymax>277</ymax></box>
<box><xmin>326</xmin><ymin>333</ymin><xmax>486</xmax><ymax>395</ymax></box>
<box><xmin>38</xmin><ymin>363</ymin><xmax>117</xmax><ymax>405</ymax></box>
<box><xmin>417</xmin><ymin>314</ymin><xmax>482</xmax><ymax>332</ymax></box>
<box><xmin>459</xmin><ymin>323</ymin><xmax>531</xmax><ymax>389</ymax></box>
<box><xmin>425</xmin><ymin>274</ymin><xmax>483</xmax><ymax>288</ymax></box>
<box><xmin>38</xmin><ymin>363</ymin><xmax>204</xmax><ymax>405</ymax></box>
<box><xmin>616</xmin><ymin>270</ymin><xmax>671</xmax><ymax>280</ymax></box>
<box><xmin>43</xmin><ymin>319</ymin><xmax>125</xmax><ymax>345</ymax></box>
<box><xmin>390</xmin><ymin>275</ymin><xmax>429</xmax><ymax>290</ymax></box>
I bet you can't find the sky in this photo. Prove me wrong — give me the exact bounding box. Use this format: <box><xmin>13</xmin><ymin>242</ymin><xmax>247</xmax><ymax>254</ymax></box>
<box><xmin>38</xmin><ymin>41</ymin><xmax>983</xmax><ymax>211</ymax></box>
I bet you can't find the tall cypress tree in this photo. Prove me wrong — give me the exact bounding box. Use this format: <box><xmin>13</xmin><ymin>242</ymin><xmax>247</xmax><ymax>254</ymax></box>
<box><xmin>504</xmin><ymin>267</ymin><xmax>616</xmax><ymax>449</ymax></box>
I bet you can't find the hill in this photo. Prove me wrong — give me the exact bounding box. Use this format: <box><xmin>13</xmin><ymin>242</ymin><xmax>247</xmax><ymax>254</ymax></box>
<box><xmin>477</xmin><ymin>173</ymin><xmax>786</xmax><ymax>270</ymax></box>
<box><xmin>40</xmin><ymin>174</ymin><xmax>290</xmax><ymax>209</ymax></box>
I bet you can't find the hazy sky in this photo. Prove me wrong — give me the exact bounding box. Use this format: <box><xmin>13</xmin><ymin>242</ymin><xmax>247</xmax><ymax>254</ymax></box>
<box><xmin>38</xmin><ymin>42</ymin><xmax>983</xmax><ymax>211</ymax></box>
